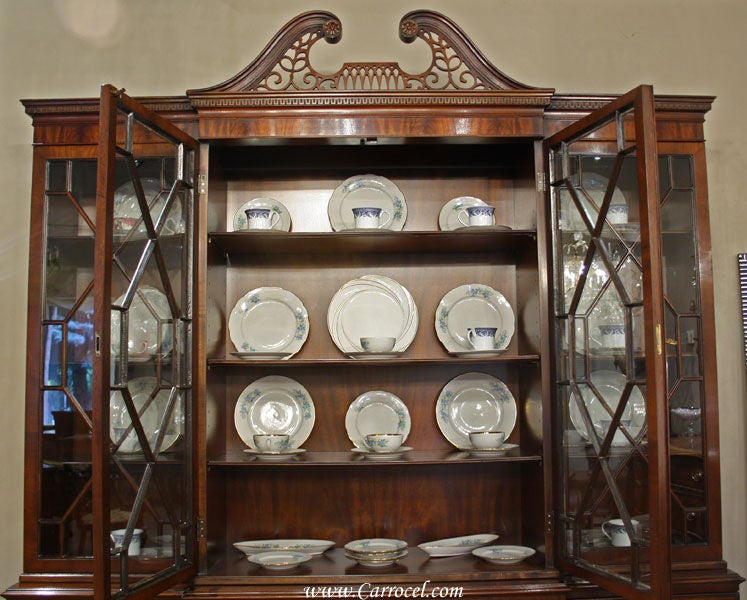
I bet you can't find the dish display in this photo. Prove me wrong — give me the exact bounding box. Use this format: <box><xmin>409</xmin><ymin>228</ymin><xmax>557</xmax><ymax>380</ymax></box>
<box><xmin>328</xmin><ymin>275</ymin><xmax>418</xmax><ymax>355</ymax></box>
<box><xmin>418</xmin><ymin>533</ymin><xmax>498</xmax><ymax>557</ymax></box>
<box><xmin>234</xmin><ymin>376</ymin><xmax>315</xmax><ymax>450</ymax></box>
<box><xmin>472</xmin><ymin>545</ymin><xmax>536</xmax><ymax>565</ymax></box>
<box><xmin>232</xmin><ymin>197</ymin><xmax>292</xmax><ymax>232</ymax></box>
<box><xmin>344</xmin><ymin>538</ymin><xmax>408</xmax><ymax>567</ymax></box>
<box><xmin>345</xmin><ymin>391</ymin><xmax>411</xmax><ymax>449</ymax></box>
<box><xmin>438</xmin><ymin>196</ymin><xmax>486</xmax><ymax>231</ymax></box>
<box><xmin>436</xmin><ymin>372</ymin><xmax>517</xmax><ymax>450</ymax></box>
<box><xmin>110</xmin><ymin>377</ymin><xmax>183</xmax><ymax>454</ymax></box>
<box><xmin>247</xmin><ymin>550</ymin><xmax>312</xmax><ymax>570</ymax></box>
<box><xmin>228</xmin><ymin>287</ymin><xmax>309</xmax><ymax>359</ymax></box>
<box><xmin>328</xmin><ymin>175</ymin><xmax>407</xmax><ymax>231</ymax></box>
<box><xmin>435</xmin><ymin>284</ymin><xmax>514</xmax><ymax>354</ymax></box>
<box><xmin>110</xmin><ymin>285</ymin><xmax>172</xmax><ymax>362</ymax></box>
<box><xmin>113</xmin><ymin>177</ymin><xmax>183</xmax><ymax>235</ymax></box>
<box><xmin>568</xmin><ymin>370</ymin><xmax>646</xmax><ymax>447</ymax></box>
<box><xmin>234</xmin><ymin>539</ymin><xmax>334</xmax><ymax>556</ymax></box>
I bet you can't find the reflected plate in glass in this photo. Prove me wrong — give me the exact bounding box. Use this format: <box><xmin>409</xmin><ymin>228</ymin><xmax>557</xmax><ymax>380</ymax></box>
<box><xmin>234</xmin><ymin>376</ymin><xmax>315</xmax><ymax>450</ymax></box>
<box><xmin>110</xmin><ymin>285</ymin><xmax>172</xmax><ymax>362</ymax></box>
<box><xmin>113</xmin><ymin>177</ymin><xmax>183</xmax><ymax>235</ymax></box>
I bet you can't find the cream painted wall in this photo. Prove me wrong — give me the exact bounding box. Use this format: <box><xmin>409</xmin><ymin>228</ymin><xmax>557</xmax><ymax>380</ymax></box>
<box><xmin>1</xmin><ymin>0</ymin><xmax>745</xmax><ymax>594</ymax></box>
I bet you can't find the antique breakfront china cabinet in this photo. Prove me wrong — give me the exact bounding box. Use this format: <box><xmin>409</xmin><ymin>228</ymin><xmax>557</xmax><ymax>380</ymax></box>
<box><xmin>5</xmin><ymin>10</ymin><xmax>743</xmax><ymax>600</ymax></box>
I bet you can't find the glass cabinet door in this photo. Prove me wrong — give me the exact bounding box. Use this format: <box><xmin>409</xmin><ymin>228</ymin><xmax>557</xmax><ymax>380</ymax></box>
<box><xmin>547</xmin><ymin>86</ymin><xmax>671</xmax><ymax>599</ymax></box>
<box><xmin>92</xmin><ymin>85</ymin><xmax>198</xmax><ymax>599</ymax></box>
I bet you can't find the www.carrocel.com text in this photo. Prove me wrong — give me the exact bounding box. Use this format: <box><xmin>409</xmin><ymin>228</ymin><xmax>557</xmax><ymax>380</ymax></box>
<box><xmin>303</xmin><ymin>581</ymin><xmax>464</xmax><ymax>599</ymax></box>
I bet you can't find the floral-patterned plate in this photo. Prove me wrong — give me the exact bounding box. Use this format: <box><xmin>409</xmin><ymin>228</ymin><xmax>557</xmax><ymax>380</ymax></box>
<box><xmin>418</xmin><ymin>533</ymin><xmax>498</xmax><ymax>557</ymax></box>
<box><xmin>435</xmin><ymin>284</ymin><xmax>514</xmax><ymax>354</ymax></box>
<box><xmin>345</xmin><ymin>390</ymin><xmax>411</xmax><ymax>449</ymax></box>
<box><xmin>436</xmin><ymin>372</ymin><xmax>517</xmax><ymax>450</ymax></box>
<box><xmin>234</xmin><ymin>376</ymin><xmax>315</xmax><ymax>450</ymax></box>
<box><xmin>228</xmin><ymin>287</ymin><xmax>309</xmax><ymax>358</ymax></box>
<box><xmin>327</xmin><ymin>174</ymin><xmax>407</xmax><ymax>231</ymax></box>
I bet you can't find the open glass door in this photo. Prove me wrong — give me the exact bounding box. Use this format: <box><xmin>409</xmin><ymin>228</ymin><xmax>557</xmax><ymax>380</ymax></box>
<box><xmin>547</xmin><ymin>85</ymin><xmax>671</xmax><ymax>598</ymax></box>
<box><xmin>92</xmin><ymin>85</ymin><xmax>198</xmax><ymax>599</ymax></box>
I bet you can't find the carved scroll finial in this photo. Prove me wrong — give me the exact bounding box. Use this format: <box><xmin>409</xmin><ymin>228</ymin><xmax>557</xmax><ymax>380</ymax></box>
<box><xmin>188</xmin><ymin>10</ymin><xmax>549</xmax><ymax>97</ymax></box>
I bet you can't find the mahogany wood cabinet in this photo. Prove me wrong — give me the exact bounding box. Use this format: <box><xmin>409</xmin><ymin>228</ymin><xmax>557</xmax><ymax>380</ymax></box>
<box><xmin>4</xmin><ymin>10</ymin><xmax>743</xmax><ymax>600</ymax></box>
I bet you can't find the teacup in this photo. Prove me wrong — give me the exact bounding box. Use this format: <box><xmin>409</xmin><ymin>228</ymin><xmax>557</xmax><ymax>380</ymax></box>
<box><xmin>597</xmin><ymin>323</ymin><xmax>625</xmax><ymax>348</ymax></box>
<box><xmin>469</xmin><ymin>431</ymin><xmax>506</xmax><ymax>449</ymax></box>
<box><xmin>457</xmin><ymin>205</ymin><xmax>495</xmax><ymax>227</ymax></box>
<box><xmin>245</xmin><ymin>207</ymin><xmax>281</xmax><ymax>230</ymax></box>
<box><xmin>608</xmin><ymin>202</ymin><xmax>629</xmax><ymax>225</ymax></box>
<box><xmin>253</xmin><ymin>433</ymin><xmax>290</xmax><ymax>452</ymax></box>
<box><xmin>111</xmin><ymin>528</ymin><xmax>144</xmax><ymax>556</ymax></box>
<box><xmin>364</xmin><ymin>433</ymin><xmax>403</xmax><ymax>452</ymax></box>
<box><xmin>360</xmin><ymin>336</ymin><xmax>396</xmax><ymax>353</ymax></box>
<box><xmin>467</xmin><ymin>327</ymin><xmax>498</xmax><ymax>351</ymax></box>
<box><xmin>352</xmin><ymin>206</ymin><xmax>392</xmax><ymax>229</ymax></box>
<box><xmin>602</xmin><ymin>518</ymin><xmax>639</xmax><ymax>547</ymax></box>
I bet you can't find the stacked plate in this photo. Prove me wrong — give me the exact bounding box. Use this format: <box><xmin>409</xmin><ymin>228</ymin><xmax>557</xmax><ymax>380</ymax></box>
<box><xmin>328</xmin><ymin>275</ymin><xmax>418</xmax><ymax>357</ymax></box>
<box><xmin>344</xmin><ymin>538</ymin><xmax>408</xmax><ymax>567</ymax></box>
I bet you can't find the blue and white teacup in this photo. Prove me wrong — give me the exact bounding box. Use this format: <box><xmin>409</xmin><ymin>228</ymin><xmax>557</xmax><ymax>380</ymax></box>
<box><xmin>467</xmin><ymin>327</ymin><xmax>498</xmax><ymax>351</ymax></box>
<box><xmin>597</xmin><ymin>323</ymin><xmax>625</xmax><ymax>349</ymax></box>
<box><xmin>458</xmin><ymin>205</ymin><xmax>495</xmax><ymax>227</ymax></box>
<box><xmin>245</xmin><ymin>207</ymin><xmax>281</xmax><ymax>230</ymax></box>
<box><xmin>602</xmin><ymin>518</ymin><xmax>639</xmax><ymax>547</ymax></box>
<box><xmin>352</xmin><ymin>206</ymin><xmax>392</xmax><ymax>229</ymax></box>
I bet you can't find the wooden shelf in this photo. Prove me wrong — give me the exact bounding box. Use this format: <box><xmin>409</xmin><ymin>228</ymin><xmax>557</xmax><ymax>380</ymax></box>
<box><xmin>208</xmin><ymin>355</ymin><xmax>540</xmax><ymax>368</ymax></box>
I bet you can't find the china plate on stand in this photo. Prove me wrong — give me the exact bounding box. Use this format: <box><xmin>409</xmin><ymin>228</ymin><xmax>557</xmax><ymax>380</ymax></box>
<box><xmin>436</xmin><ymin>372</ymin><xmax>517</xmax><ymax>450</ymax></box>
<box><xmin>328</xmin><ymin>174</ymin><xmax>407</xmax><ymax>231</ymax></box>
<box><xmin>435</xmin><ymin>284</ymin><xmax>514</xmax><ymax>354</ymax></box>
<box><xmin>438</xmin><ymin>196</ymin><xmax>487</xmax><ymax>231</ymax></box>
<box><xmin>234</xmin><ymin>376</ymin><xmax>315</xmax><ymax>450</ymax></box>
<box><xmin>345</xmin><ymin>391</ymin><xmax>411</xmax><ymax>449</ymax></box>
<box><xmin>228</xmin><ymin>287</ymin><xmax>309</xmax><ymax>358</ymax></box>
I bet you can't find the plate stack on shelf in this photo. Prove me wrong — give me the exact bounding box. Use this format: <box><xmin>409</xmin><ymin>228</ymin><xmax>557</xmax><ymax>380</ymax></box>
<box><xmin>344</xmin><ymin>538</ymin><xmax>408</xmax><ymax>567</ymax></box>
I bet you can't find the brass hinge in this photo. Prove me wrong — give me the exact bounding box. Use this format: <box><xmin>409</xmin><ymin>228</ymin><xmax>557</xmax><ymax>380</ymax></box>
<box><xmin>536</xmin><ymin>172</ymin><xmax>547</xmax><ymax>193</ymax></box>
<box><xmin>545</xmin><ymin>512</ymin><xmax>554</xmax><ymax>533</ymax></box>
<box><xmin>197</xmin><ymin>517</ymin><xmax>207</xmax><ymax>540</ymax></box>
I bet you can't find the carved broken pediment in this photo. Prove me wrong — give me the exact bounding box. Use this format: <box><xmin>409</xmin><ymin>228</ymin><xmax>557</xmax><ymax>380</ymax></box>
<box><xmin>187</xmin><ymin>10</ymin><xmax>553</xmax><ymax>105</ymax></box>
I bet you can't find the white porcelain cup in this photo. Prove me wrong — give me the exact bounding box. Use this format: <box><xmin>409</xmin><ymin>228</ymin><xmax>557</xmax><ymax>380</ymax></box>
<box><xmin>602</xmin><ymin>518</ymin><xmax>639</xmax><ymax>547</ymax></box>
<box><xmin>467</xmin><ymin>327</ymin><xmax>498</xmax><ymax>351</ymax></box>
<box><xmin>245</xmin><ymin>207</ymin><xmax>281</xmax><ymax>230</ymax></box>
<box><xmin>253</xmin><ymin>433</ymin><xmax>290</xmax><ymax>452</ymax></box>
<box><xmin>608</xmin><ymin>203</ymin><xmax>629</xmax><ymax>225</ymax></box>
<box><xmin>111</xmin><ymin>528</ymin><xmax>144</xmax><ymax>556</ymax></box>
<box><xmin>365</xmin><ymin>433</ymin><xmax>403</xmax><ymax>452</ymax></box>
<box><xmin>597</xmin><ymin>323</ymin><xmax>625</xmax><ymax>348</ymax></box>
<box><xmin>469</xmin><ymin>431</ymin><xmax>506</xmax><ymax>449</ymax></box>
<box><xmin>352</xmin><ymin>206</ymin><xmax>392</xmax><ymax>229</ymax></box>
<box><xmin>360</xmin><ymin>336</ymin><xmax>396</xmax><ymax>352</ymax></box>
<box><xmin>457</xmin><ymin>205</ymin><xmax>495</xmax><ymax>227</ymax></box>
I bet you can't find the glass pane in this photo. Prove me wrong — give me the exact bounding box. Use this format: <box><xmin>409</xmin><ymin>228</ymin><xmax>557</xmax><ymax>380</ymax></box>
<box><xmin>101</xmin><ymin>99</ymin><xmax>194</xmax><ymax>594</ymax></box>
<box><xmin>659</xmin><ymin>155</ymin><xmax>707</xmax><ymax>545</ymax></box>
<box><xmin>550</xmin><ymin>98</ymin><xmax>660</xmax><ymax>593</ymax></box>
<box><xmin>39</xmin><ymin>160</ymin><xmax>96</xmax><ymax>559</ymax></box>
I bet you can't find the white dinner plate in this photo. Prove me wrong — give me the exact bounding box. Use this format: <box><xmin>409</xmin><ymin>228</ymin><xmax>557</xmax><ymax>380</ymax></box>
<box><xmin>568</xmin><ymin>370</ymin><xmax>646</xmax><ymax>447</ymax></box>
<box><xmin>435</xmin><ymin>284</ymin><xmax>514</xmax><ymax>353</ymax></box>
<box><xmin>110</xmin><ymin>377</ymin><xmax>183</xmax><ymax>454</ymax></box>
<box><xmin>234</xmin><ymin>376</ymin><xmax>315</xmax><ymax>449</ymax></box>
<box><xmin>345</xmin><ymin>390</ymin><xmax>411</xmax><ymax>449</ymax></box>
<box><xmin>228</xmin><ymin>287</ymin><xmax>309</xmax><ymax>358</ymax></box>
<box><xmin>234</xmin><ymin>539</ymin><xmax>334</xmax><ymax>556</ymax></box>
<box><xmin>232</xmin><ymin>197</ymin><xmax>292</xmax><ymax>232</ymax></box>
<box><xmin>247</xmin><ymin>550</ymin><xmax>312</xmax><ymax>570</ymax></box>
<box><xmin>113</xmin><ymin>177</ymin><xmax>183</xmax><ymax>236</ymax></box>
<box><xmin>328</xmin><ymin>174</ymin><xmax>407</xmax><ymax>231</ymax></box>
<box><xmin>111</xmin><ymin>285</ymin><xmax>172</xmax><ymax>362</ymax></box>
<box><xmin>436</xmin><ymin>372</ymin><xmax>517</xmax><ymax>450</ymax></box>
<box><xmin>418</xmin><ymin>533</ymin><xmax>498</xmax><ymax>557</ymax></box>
<box><xmin>438</xmin><ymin>196</ymin><xmax>487</xmax><ymax>231</ymax></box>
<box><xmin>328</xmin><ymin>275</ymin><xmax>417</xmax><ymax>354</ymax></box>
<box><xmin>472</xmin><ymin>545</ymin><xmax>535</xmax><ymax>565</ymax></box>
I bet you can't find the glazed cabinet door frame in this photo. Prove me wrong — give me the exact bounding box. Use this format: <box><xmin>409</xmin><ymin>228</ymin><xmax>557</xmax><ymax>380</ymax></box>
<box><xmin>546</xmin><ymin>85</ymin><xmax>672</xmax><ymax>599</ymax></box>
<box><xmin>92</xmin><ymin>85</ymin><xmax>200</xmax><ymax>599</ymax></box>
